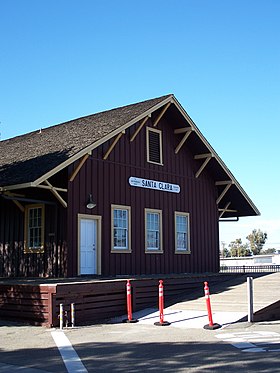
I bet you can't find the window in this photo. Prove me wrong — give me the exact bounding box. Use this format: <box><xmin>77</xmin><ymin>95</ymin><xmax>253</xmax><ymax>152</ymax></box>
<box><xmin>175</xmin><ymin>212</ymin><xmax>190</xmax><ymax>253</ymax></box>
<box><xmin>146</xmin><ymin>127</ymin><xmax>163</xmax><ymax>165</ymax></box>
<box><xmin>145</xmin><ymin>208</ymin><xmax>163</xmax><ymax>253</ymax></box>
<box><xmin>111</xmin><ymin>205</ymin><xmax>131</xmax><ymax>252</ymax></box>
<box><xmin>24</xmin><ymin>204</ymin><xmax>45</xmax><ymax>253</ymax></box>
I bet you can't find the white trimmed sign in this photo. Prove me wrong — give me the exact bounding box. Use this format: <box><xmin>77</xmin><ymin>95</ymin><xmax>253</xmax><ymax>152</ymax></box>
<box><xmin>129</xmin><ymin>177</ymin><xmax>180</xmax><ymax>194</ymax></box>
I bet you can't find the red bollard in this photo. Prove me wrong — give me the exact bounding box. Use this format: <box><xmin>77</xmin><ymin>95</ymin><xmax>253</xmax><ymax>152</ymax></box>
<box><xmin>122</xmin><ymin>280</ymin><xmax>138</xmax><ymax>323</ymax></box>
<box><xmin>203</xmin><ymin>281</ymin><xmax>221</xmax><ymax>330</ymax></box>
<box><xmin>154</xmin><ymin>280</ymin><xmax>170</xmax><ymax>326</ymax></box>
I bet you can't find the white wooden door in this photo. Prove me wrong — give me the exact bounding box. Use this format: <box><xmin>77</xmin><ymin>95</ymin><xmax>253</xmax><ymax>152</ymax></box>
<box><xmin>80</xmin><ymin>218</ymin><xmax>97</xmax><ymax>275</ymax></box>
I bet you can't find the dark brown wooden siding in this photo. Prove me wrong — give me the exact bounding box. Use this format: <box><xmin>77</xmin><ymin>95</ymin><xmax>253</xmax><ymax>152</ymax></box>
<box><xmin>0</xmin><ymin>274</ymin><xmax>234</xmax><ymax>326</ymax></box>
<box><xmin>0</xmin><ymin>196</ymin><xmax>67</xmax><ymax>277</ymax></box>
<box><xmin>67</xmin><ymin>111</ymin><xmax>220</xmax><ymax>277</ymax></box>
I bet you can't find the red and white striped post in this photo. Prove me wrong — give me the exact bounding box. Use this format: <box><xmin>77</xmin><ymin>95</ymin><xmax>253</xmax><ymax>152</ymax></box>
<box><xmin>122</xmin><ymin>280</ymin><xmax>138</xmax><ymax>323</ymax></box>
<box><xmin>203</xmin><ymin>281</ymin><xmax>221</xmax><ymax>330</ymax></box>
<box><xmin>154</xmin><ymin>280</ymin><xmax>170</xmax><ymax>326</ymax></box>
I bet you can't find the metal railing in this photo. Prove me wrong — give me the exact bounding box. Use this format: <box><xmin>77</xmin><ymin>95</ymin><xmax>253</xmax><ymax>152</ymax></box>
<box><xmin>220</xmin><ymin>265</ymin><xmax>280</xmax><ymax>273</ymax></box>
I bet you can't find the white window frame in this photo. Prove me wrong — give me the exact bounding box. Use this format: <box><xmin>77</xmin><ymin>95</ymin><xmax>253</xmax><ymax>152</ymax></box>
<box><xmin>146</xmin><ymin>127</ymin><xmax>163</xmax><ymax>165</ymax></box>
<box><xmin>175</xmin><ymin>211</ymin><xmax>190</xmax><ymax>254</ymax></box>
<box><xmin>111</xmin><ymin>205</ymin><xmax>131</xmax><ymax>253</ymax></box>
<box><xmin>24</xmin><ymin>204</ymin><xmax>45</xmax><ymax>253</ymax></box>
<box><xmin>145</xmin><ymin>208</ymin><xmax>163</xmax><ymax>253</ymax></box>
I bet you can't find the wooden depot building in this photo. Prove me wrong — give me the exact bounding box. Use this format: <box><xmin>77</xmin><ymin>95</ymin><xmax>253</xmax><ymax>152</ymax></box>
<box><xmin>0</xmin><ymin>94</ymin><xmax>260</xmax><ymax>278</ymax></box>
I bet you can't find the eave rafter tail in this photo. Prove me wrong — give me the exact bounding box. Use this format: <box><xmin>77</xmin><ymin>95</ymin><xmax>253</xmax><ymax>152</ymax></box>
<box><xmin>215</xmin><ymin>181</ymin><xmax>233</xmax><ymax>205</ymax></box>
<box><xmin>153</xmin><ymin>102</ymin><xmax>172</xmax><ymax>127</ymax></box>
<box><xmin>103</xmin><ymin>131</ymin><xmax>125</xmax><ymax>160</ymax></box>
<box><xmin>36</xmin><ymin>180</ymin><xmax>68</xmax><ymax>208</ymax></box>
<box><xmin>130</xmin><ymin>116</ymin><xmax>150</xmax><ymax>142</ymax></box>
<box><xmin>194</xmin><ymin>153</ymin><xmax>213</xmax><ymax>178</ymax></box>
<box><xmin>174</xmin><ymin>128</ymin><xmax>193</xmax><ymax>154</ymax></box>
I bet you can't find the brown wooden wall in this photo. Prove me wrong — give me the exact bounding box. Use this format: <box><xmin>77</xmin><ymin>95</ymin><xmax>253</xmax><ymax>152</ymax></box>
<box><xmin>0</xmin><ymin>283</ymin><xmax>56</xmax><ymax>326</ymax></box>
<box><xmin>0</xmin><ymin>274</ymin><xmax>231</xmax><ymax>327</ymax></box>
<box><xmin>67</xmin><ymin>110</ymin><xmax>220</xmax><ymax>277</ymax></box>
<box><xmin>0</xmin><ymin>196</ymin><xmax>67</xmax><ymax>277</ymax></box>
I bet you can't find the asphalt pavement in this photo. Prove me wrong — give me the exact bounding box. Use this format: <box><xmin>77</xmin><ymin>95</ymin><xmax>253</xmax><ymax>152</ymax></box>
<box><xmin>0</xmin><ymin>273</ymin><xmax>279</xmax><ymax>372</ymax></box>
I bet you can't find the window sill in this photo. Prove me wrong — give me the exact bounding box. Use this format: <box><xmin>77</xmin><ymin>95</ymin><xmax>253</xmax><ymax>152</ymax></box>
<box><xmin>111</xmin><ymin>249</ymin><xmax>132</xmax><ymax>254</ymax></box>
<box><xmin>24</xmin><ymin>247</ymin><xmax>44</xmax><ymax>254</ymax></box>
<box><xmin>145</xmin><ymin>250</ymin><xmax>163</xmax><ymax>254</ymax></box>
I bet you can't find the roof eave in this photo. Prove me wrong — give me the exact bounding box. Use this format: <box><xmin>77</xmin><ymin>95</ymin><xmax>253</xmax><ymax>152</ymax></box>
<box><xmin>0</xmin><ymin>94</ymin><xmax>260</xmax><ymax>218</ymax></box>
<box><xmin>0</xmin><ymin>182</ymin><xmax>36</xmax><ymax>192</ymax></box>
<box><xmin>171</xmin><ymin>96</ymin><xmax>260</xmax><ymax>217</ymax></box>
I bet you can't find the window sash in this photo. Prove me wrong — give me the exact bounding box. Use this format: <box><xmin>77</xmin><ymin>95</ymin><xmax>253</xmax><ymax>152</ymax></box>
<box><xmin>24</xmin><ymin>205</ymin><xmax>45</xmax><ymax>253</ymax></box>
<box><xmin>111</xmin><ymin>205</ymin><xmax>131</xmax><ymax>252</ymax></box>
<box><xmin>145</xmin><ymin>209</ymin><xmax>162</xmax><ymax>252</ymax></box>
<box><xmin>175</xmin><ymin>212</ymin><xmax>190</xmax><ymax>253</ymax></box>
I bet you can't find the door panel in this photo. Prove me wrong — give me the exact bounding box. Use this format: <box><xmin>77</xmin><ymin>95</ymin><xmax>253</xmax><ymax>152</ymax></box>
<box><xmin>80</xmin><ymin>219</ymin><xmax>97</xmax><ymax>275</ymax></box>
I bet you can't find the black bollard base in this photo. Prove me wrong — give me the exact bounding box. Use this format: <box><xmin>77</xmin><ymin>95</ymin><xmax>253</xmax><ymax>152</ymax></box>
<box><xmin>203</xmin><ymin>323</ymin><xmax>221</xmax><ymax>330</ymax></box>
<box><xmin>154</xmin><ymin>321</ymin><xmax>171</xmax><ymax>326</ymax></box>
<box><xmin>122</xmin><ymin>318</ymin><xmax>139</xmax><ymax>323</ymax></box>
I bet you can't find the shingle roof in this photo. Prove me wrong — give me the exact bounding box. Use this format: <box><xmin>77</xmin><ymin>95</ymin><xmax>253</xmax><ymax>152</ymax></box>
<box><xmin>0</xmin><ymin>95</ymin><xmax>172</xmax><ymax>187</ymax></box>
<box><xmin>0</xmin><ymin>94</ymin><xmax>260</xmax><ymax>217</ymax></box>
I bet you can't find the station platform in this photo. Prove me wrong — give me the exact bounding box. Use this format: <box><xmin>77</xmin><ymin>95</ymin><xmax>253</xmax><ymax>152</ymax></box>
<box><xmin>116</xmin><ymin>272</ymin><xmax>280</xmax><ymax>329</ymax></box>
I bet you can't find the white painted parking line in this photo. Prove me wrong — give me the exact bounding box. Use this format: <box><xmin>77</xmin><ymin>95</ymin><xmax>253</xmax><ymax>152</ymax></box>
<box><xmin>51</xmin><ymin>330</ymin><xmax>88</xmax><ymax>373</ymax></box>
<box><xmin>216</xmin><ymin>331</ymin><xmax>280</xmax><ymax>353</ymax></box>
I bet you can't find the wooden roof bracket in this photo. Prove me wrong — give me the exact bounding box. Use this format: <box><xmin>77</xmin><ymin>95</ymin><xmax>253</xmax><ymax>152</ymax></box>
<box><xmin>130</xmin><ymin>116</ymin><xmax>150</xmax><ymax>142</ymax></box>
<box><xmin>174</xmin><ymin>127</ymin><xmax>193</xmax><ymax>154</ymax></box>
<box><xmin>36</xmin><ymin>180</ymin><xmax>68</xmax><ymax>208</ymax></box>
<box><xmin>69</xmin><ymin>153</ymin><xmax>90</xmax><ymax>182</ymax></box>
<box><xmin>219</xmin><ymin>202</ymin><xmax>237</xmax><ymax>218</ymax></box>
<box><xmin>45</xmin><ymin>180</ymin><xmax>67</xmax><ymax>208</ymax></box>
<box><xmin>13</xmin><ymin>200</ymin><xmax>25</xmax><ymax>213</ymax></box>
<box><xmin>194</xmin><ymin>153</ymin><xmax>213</xmax><ymax>178</ymax></box>
<box><xmin>1</xmin><ymin>191</ymin><xmax>25</xmax><ymax>212</ymax></box>
<box><xmin>103</xmin><ymin>131</ymin><xmax>125</xmax><ymax>160</ymax></box>
<box><xmin>215</xmin><ymin>181</ymin><xmax>233</xmax><ymax>205</ymax></box>
<box><xmin>153</xmin><ymin>102</ymin><xmax>172</xmax><ymax>127</ymax></box>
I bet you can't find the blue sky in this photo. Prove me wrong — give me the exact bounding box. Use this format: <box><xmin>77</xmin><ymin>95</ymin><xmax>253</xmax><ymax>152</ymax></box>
<box><xmin>1</xmin><ymin>0</ymin><xmax>279</xmax><ymax>249</ymax></box>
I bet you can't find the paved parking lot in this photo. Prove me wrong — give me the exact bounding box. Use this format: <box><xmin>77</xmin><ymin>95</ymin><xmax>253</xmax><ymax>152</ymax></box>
<box><xmin>1</xmin><ymin>319</ymin><xmax>280</xmax><ymax>372</ymax></box>
<box><xmin>0</xmin><ymin>273</ymin><xmax>279</xmax><ymax>372</ymax></box>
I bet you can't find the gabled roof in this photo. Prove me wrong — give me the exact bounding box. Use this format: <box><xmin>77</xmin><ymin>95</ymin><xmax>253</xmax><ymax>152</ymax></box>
<box><xmin>0</xmin><ymin>95</ymin><xmax>171</xmax><ymax>188</ymax></box>
<box><xmin>0</xmin><ymin>94</ymin><xmax>260</xmax><ymax>218</ymax></box>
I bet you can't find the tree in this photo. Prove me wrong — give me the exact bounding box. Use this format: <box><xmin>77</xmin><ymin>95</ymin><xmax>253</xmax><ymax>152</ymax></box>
<box><xmin>261</xmin><ymin>248</ymin><xmax>276</xmax><ymax>255</ymax></box>
<box><xmin>220</xmin><ymin>241</ymin><xmax>230</xmax><ymax>257</ymax></box>
<box><xmin>228</xmin><ymin>238</ymin><xmax>251</xmax><ymax>257</ymax></box>
<box><xmin>246</xmin><ymin>229</ymin><xmax>268</xmax><ymax>255</ymax></box>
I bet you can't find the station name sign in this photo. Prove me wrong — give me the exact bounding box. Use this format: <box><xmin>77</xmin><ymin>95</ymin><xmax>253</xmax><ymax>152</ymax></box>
<box><xmin>129</xmin><ymin>176</ymin><xmax>180</xmax><ymax>194</ymax></box>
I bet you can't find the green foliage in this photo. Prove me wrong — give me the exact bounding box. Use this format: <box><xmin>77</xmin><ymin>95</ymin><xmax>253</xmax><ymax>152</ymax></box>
<box><xmin>224</xmin><ymin>229</ymin><xmax>268</xmax><ymax>257</ymax></box>
<box><xmin>246</xmin><ymin>229</ymin><xmax>268</xmax><ymax>255</ymax></box>
<box><xmin>228</xmin><ymin>238</ymin><xmax>251</xmax><ymax>257</ymax></box>
<box><xmin>261</xmin><ymin>248</ymin><xmax>276</xmax><ymax>255</ymax></box>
